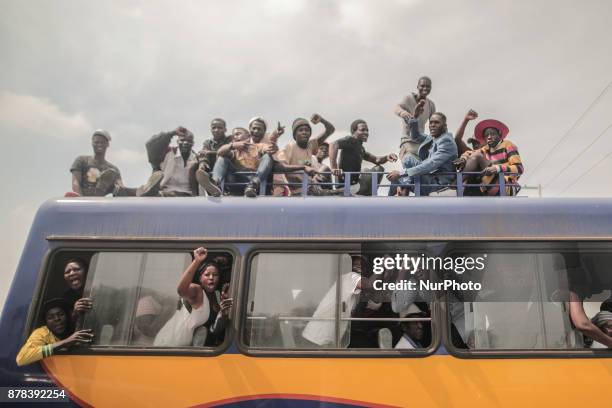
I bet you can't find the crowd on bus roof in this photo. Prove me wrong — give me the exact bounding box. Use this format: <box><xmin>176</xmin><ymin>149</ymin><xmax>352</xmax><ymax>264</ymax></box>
<box><xmin>67</xmin><ymin>76</ymin><xmax>524</xmax><ymax>198</ymax></box>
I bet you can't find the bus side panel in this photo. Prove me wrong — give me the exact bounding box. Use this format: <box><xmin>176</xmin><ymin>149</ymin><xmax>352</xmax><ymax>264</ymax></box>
<box><xmin>42</xmin><ymin>354</ymin><xmax>612</xmax><ymax>408</ymax></box>
<box><xmin>0</xmin><ymin>229</ymin><xmax>52</xmax><ymax>387</ymax></box>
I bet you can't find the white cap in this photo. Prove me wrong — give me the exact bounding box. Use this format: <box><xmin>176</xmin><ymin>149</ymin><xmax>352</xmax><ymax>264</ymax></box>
<box><xmin>399</xmin><ymin>303</ymin><xmax>425</xmax><ymax>318</ymax></box>
<box><xmin>92</xmin><ymin>129</ymin><xmax>111</xmax><ymax>141</ymax></box>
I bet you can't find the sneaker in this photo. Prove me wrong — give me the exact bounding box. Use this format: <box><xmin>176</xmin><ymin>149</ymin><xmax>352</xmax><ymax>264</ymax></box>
<box><xmin>196</xmin><ymin>169</ymin><xmax>222</xmax><ymax>197</ymax></box>
<box><xmin>114</xmin><ymin>186</ymin><xmax>137</xmax><ymax>197</ymax></box>
<box><xmin>244</xmin><ymin>178</ymin><xmax>260</xmax><ymax>198</ymax></box>
<box><xmin>137</xmin><ymin>171</ymin><xmax>164</xmax><ymax>197</ymax></box>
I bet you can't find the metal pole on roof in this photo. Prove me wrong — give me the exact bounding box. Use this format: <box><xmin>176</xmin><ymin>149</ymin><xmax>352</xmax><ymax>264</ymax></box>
<box><xmin>520</xmin><ymin>185</ymin><xmax>543</xmax><ymax>197</ymax></box>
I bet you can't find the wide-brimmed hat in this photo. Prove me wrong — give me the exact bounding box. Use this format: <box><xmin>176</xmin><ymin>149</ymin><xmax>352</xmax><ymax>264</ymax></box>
<box><xmin>474</xmin><ymin>119</ymin><xmax>509</xmax><ymax>145</ymax></box>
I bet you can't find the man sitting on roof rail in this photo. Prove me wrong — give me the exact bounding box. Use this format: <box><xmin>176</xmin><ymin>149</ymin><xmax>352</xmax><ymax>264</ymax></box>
<box><xmin>387</xmin><ymin>100</ymin><xmax>458</xmax><ymax>196</ymax></box>
<box><xmin>195</xmin><ymin>119</ymin><xmax>232</xmax><ymax>196</ymax></box>
<box><xmin>454</xmin><ymin>116</ymin><xmax>523</xmax><ymax>196</ymax></box>
<box><xmin>145</xmin><ymin>126</ymin><xmax>200</xmax><ymax>196</ymax></box>
<box><xmin>200</xmin><ymin>118</ymin><xmax>318</xmax><ymax>197</ymax></box>
<box><xmin>196</xmin><ymin>118</ymin><xmax>232</xmax><ymax>174</ymax></box>
<box><xmin>274</xmin><ymin>113</ymin><xmax>335</xmax><ymax>196</ymax></box>
<box><xmin>329</xmin><ymin>120</ymin><xmax>398</xmax><ymax>196</ymax></box>
<box><xmin>312</xmin><ymin>142</ymin><xmax>333</xmax><ymax>191</ymax></box>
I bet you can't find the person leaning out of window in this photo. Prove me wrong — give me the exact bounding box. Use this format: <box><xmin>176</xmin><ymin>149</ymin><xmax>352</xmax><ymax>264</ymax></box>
<box><xmin>16</xmin><ymin>298</ymin><xmax>93</xmax><ymax>366</ymax></box>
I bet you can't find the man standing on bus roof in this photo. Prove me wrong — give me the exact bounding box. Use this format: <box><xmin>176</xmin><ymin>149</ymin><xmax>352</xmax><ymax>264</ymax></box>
<box><xmin>146</xmin><ymin>126</ymin><xmax>199</xmax><ymax>196</ymax></box>
<box><xmin>70</xmin><ymin>130</ymin><xmax>123</xmax><ymax>196</ymax></box>
<box><xmin>329</xmin><ymin>119</ymin><xmax>398</xmax><ymax>195</ymax></box>
<box><xmin>274</xmin><ymin>113</ymin><xmax>335</xmax><ymax>196</ymax></box>
<box><xmin>387</xmin><ymin>100</ymin><xmax>458</xmax><ymax>196</ymax></box>
<box><xmin>395</xmin><ymin>76</ymin><xmax>437</xmax><ymax>161</ymax></box>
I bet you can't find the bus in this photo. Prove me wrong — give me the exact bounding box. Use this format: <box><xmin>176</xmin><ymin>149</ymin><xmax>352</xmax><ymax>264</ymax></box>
<box><xmin>1</xmin><ymin>196</ymin><xmax>611</xmax><ymax>407</ymax></box>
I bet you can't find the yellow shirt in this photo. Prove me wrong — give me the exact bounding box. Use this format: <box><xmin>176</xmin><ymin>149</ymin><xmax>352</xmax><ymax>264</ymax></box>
<box><xmin>16</xmin><ymin>326</ymin><xmax>59</xmax><ymax>366</ymax></box>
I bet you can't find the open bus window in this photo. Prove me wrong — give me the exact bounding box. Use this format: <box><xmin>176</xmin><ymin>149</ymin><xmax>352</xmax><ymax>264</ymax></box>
<box><xmin>69</xmin><ymin>250</ymin><xmax>234</xmax><ymax>348</ymax></box>
<box><xmin>243</xmin><ymin>252</ymin><xmax>432</xmax><ymax>351</ymax></box>
<box><xmin>446</xmin><ymin>243</ymin><xmax>612</xmax><ymax>351</ymax></box>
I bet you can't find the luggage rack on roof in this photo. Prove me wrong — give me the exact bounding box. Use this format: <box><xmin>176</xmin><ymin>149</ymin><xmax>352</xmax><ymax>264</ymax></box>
<box><xmin>222</xmin><ymin>171</ymin><xmax>521</xmax><ymax>197</ymax></box>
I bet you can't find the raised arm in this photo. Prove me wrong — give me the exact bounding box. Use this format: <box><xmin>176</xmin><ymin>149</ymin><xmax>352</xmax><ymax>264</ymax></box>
<box><xmin>455</xmin><ymin>110</ymin><xmax>478</xmax><ymax>155</ymax></box>
<box><xmin>146</xmin><ymin>127</ymin><xmax>187</xmax><ymax>170</ymax></box>
<box><xmin>408</xmin><ymin>100</ymin><xmax>428</xmax><ymax>144</ymax></box>
<box><xmin>311</xmin><ymin>114</ymin><xmax>335</xmax><ymax>146</ymax></box>
<box><xmin>177</xmin><ymin>247</ymin><xmax>208</xmax><ymax>309</ymax></box>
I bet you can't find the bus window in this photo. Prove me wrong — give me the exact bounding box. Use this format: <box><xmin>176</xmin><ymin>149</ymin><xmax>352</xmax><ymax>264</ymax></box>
<box><xmin>243</xmin><ymin>252</ymin><xmax>433</xmax><ymax>351</ymax></box>
<box><xmin>446</xmin><ymin>243</ymin><xmax>612</xmax><ymax>350</ymax></box>
<box><xmin>77</xmin><ymin>250</ymin><xmax>233</xmax><ymax>348</ymax></box>
<box><xmin>244</xmin><ymin>253</ymin><xmax>345</xmax><ymax>348</ymax></box>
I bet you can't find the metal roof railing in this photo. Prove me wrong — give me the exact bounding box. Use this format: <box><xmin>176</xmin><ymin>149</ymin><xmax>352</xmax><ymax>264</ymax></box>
<box><xmin>222</xmin><ymin>171</ymin><xmax>520</xmax><ymax>197</ymax></box>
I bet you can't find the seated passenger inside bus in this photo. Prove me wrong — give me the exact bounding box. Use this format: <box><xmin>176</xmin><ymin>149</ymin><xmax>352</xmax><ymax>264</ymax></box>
<box><xmin>16</xmin><ymin>298</ymin><xmax>93</xmax><ymax>366</ymax></box>
<box><xmin>395</xmin><ymin>303</ymin><xmax>429</xmax><ymax>349</ymax></box>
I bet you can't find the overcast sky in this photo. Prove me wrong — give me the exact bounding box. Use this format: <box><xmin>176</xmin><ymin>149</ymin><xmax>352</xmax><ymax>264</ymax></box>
<box><xmin>1</xmin><ymin>0</ymin><xmax>612</xmax><ymax>312</ymax></box>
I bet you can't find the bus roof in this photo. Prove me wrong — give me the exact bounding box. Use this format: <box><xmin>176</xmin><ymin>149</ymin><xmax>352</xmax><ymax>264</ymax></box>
<box><xmin>29</xmin><ymin>197</ymin><xmax>612</xmax><ymax>241</ymax></box>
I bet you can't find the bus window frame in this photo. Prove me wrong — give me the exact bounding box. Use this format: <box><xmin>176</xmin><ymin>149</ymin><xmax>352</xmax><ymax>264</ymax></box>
<box><xmin>236</xmin><ymin>242</ymin><xmax>442</xmax><ymax>357</ymax></box>
<box><xmin>27</xmin><ymin>239</ymin><xmax>240</xmax><ymax>357</ymax></box>
<box><xmin>441</xmin><ymin>240</ymin><xmax>612</xmax><ymax>359</ymax></box>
